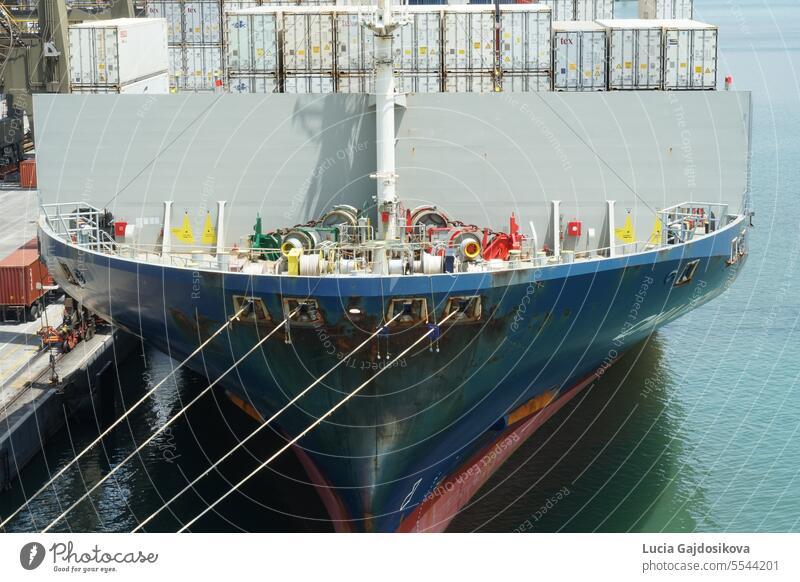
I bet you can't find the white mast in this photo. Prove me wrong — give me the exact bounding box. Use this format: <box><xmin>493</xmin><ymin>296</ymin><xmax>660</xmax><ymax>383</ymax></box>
<box><xmin>367</xmin><ymin>0</ymin><xmax>403</xmax><ymax>240</ymax></box>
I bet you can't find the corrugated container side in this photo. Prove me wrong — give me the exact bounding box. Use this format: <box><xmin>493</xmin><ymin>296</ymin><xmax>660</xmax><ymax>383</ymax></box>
<box><xmin>535</xmin><ymin>0</ymin><xmax>574</xmax><ymax>21</ymax></box>
<box><xmin>337</xmin><ymin>73</ymin><xmax>375</xmax><ymax>93</ymax></box>
<box><xmin>663</xmin><ymin>23</ymin><xmax>717</xmax><ymax>90</ymax></box>
<box><xmin>574</xmin><ymin>0</ymin><xmax>614</xmax><ymax>20</ymax></box>
<box><xmin>184</xmin><ymin>1</ymin><xmax>222</xmax><ymax>45</ymax></box>
<box><xmin>601</xmin><ymin>21</ymin><xmax>663</xmax><ymax>90</ymax></box>
<box><xmin>638</xmin><ymin>0</ymin><xmax>693</xmax><ymax>20</ymax></box>
<box><xmin>228</xmin><ymin>74</ymin><xmax>280</xmax><ymax>93</ymax></box>
<box><xmin>145</xmin><ymin>1</ymin><xmax>183</xmax><ymax>44</ymax></box>
<box><xmin>395</xmin><ymin>72</ymin><xmax>442</xmax><ymax>93</ymax></box>
<box><xmin>393</xmin><ymin>10</ymin><xmax>442</xmax><ymax>72</ymax></box>
<box><xmin>336</xmin><ymin>11</ymin><xmax>376</xmax><ymax>72</ymax></box>
<box><xmin>0</xmin><ymin>245</ymin><xmax>47</xmax><ymax>307</ymax></box>
<box><xmin>282</xmin><ymin>11</ymin><xmax>335</xmax><ymax>72</ymax></box>
<box><xmin>283</xmin><ymin>73</ymin><xmax>335</xmax><ymax>93</ymax></box>
<box><xmin>225</xmin><ymin>11</ymin><xmax>279</xmax><ymax>74</ymax></box>
<box><xmin>444</xmin><ymin>72</ymin><xmax>495</xmax><ymax>93</ymax></box>
<box><xmin>498</xmin><ymin>72</ymin><xmax>552</xmax><ymax>92</ymax></box>
<box><xmin>184</xmin><ymin>44</ymin><xmax>224</xmax><ymax>90</ymax></box>
<box><xmin>444</xmin><ymin>7</ymin><xmax>496</xmax><ymax>71</ymax></box>
<box><xmin>552</xmin><ymin>23</ymin><xmax>607</xmax><ymax>91</ymax></box>
<box><xmin>499</xmin><ymin>6</ymin><xmax>552</xmax><ymax>73</ymax></box>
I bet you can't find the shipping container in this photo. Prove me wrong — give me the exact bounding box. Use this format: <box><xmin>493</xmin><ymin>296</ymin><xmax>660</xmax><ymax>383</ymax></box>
<box><xmin>223</xmin><ymin>0</ymin><xmax>259</xmax><ymax>11</ymax></box>
<box><xmin>283</xmin><ymin>73</ymin><xmax>335</xmax><ymax>93</ymax></box>
<box><xmin>498</xmin><ymin>5</ymin><xmax>552</xmax><ymax>73</ymax></box>
<box><xmin>229</xmin><ymin>74</ymin><xmax>280</xmax><ymax>93</ymax></box>
<box><xmin>69</xmin><ymin>18</ymin><xmax>168</xmax><ymax>86</ymax></box>
<box><xmin>392</xmin><ymin>6</ymin><xmax>442</xmax><ymax>72</ymax></box>
<box><xmin>336</xmin><ymin>7</ymin><xmax>377</xmax><ymax>72</ymax></box>
<box><xmin>0</xmin><ymin>238</ymin><xmax>49</xmax><ymax>321</ymax></box>
<box><xmin>638</xmin><ymin>0</ymin><xmax>693</xmax><ymax>20</ymax></box>
<box><xmin>534</xmin><ymin>0</ymin><xmax>574</xmax><ymax>22</ymax></box>
<box><xmin>183</xmin><ymin>44</ymin><xmax>224</xmax><ymax>91</ymax></box>
<box><xmin>444</xmin><ymin>5</ymin><xmax>496</xmax><ymax>71</ymax></box>
<box><xmin>19</xmin><ymin>159</ymin><xmax>36</xmax><ymax>189</ymax></box>
<box><xmin>552</xmin><ymin>20</ymin><xmax>606</xmax><ymax>91</ymax></box>
<box><xmin>282</xmin><ymin>7</ymin><xmax>335</xmax><ymax>72</ymax></box>
<box><xmin>70</xmin><ymin>72</ymin><xmax>171</xmax><ymax>94</ymax></box>
<box><xmin>225</xmin><ymin>8</ymin><xmax>280</xmax><ymax>74</ymax></box>
<box><xmin>145</xmin><ymin>1</ymin><xmax>183</xmax><ymax>44</ymax></box>
<box><xmin>444</xmin><ymin>72</ymin><xmax>495</xmax><ymax>92</ymax></box>
<box><xmin>337</xmin><ymin>73</ymin><xmax>375</xmax><ymax>93</ymax></box>
<box><xmin>662</xmin><ymin>19</ymin><xmax>717</xmax><ymax>90</ymax></box>
<box><xmin>169</xmin><ymin>46</ymin><xmax>183</xmax><ymax>90</ymax></box>
<box><xmin>497</xmin><ymin>72</ymin><xmax>551</xmax><ymax>92</ymax></box>
<box><xmin>574</xmin><ymin>0</ymin><xmax>614</xmax><ymax>20</ymax></box>
<box><xmin>395</xmin><ymin>72</ymin><xmax>442</xmax><ymax>93</ymax></box>
<box><xmin>184</xmin><ymin>1</ymin><xmax>223</xmax><ymax>44</ymax></box>
<box><xmin>597</xmin><ymin>19</ymin><xmax>663</xmax><ymax>90</ymax></box>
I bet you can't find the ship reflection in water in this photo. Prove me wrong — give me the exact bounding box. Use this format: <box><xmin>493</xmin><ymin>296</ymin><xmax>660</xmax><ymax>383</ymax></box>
<box><xmin>0</xmin><ymin>331</ymin><xmax>705</xmax><ymax>533</ymax></box>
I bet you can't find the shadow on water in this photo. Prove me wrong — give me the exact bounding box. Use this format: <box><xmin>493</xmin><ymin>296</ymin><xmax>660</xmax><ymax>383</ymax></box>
<box><xmin>0</xmin><ymin>343</ymin><xmax>331</xmax><ymax>533</ymax></box>
<box><xmin>450</xmin><ymin>335</ymin><xmax>711</xmax><ymax>532</ymax></box>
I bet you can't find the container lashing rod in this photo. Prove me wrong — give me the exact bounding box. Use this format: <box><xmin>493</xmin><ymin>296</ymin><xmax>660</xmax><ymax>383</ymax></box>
<box><xmin>39</xmin><ymin>307</ymin><xmax>297</xmax><ymax>533</ymax></box>
<box><xmin>173</xmin><ymin>309</ymin><xmax>458</xmax><ymax>533</ymax></box>
<box><xmin>0</xmin><ymin>304</ymin><xmax>252</xmax><ymax>532</ymax></box>
<box><xmin>132</xmin><ymin>308</ymin><xmax>410</xmax><ymax>532</ymax></box>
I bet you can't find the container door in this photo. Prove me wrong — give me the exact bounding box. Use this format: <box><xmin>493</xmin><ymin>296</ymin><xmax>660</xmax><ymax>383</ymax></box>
<box><xmin>169</xmin><ymin>46</ymin><xmax>184</xmax><ymax>90</ymax></box>
<box><xmin>610</xmin><ymin>29</ymin><xmax>634</xmax><ymax>89</ymax></box>
<box><xmin>202</xmin><ymin>1</ymin><xmax>221</xmax><ymax>45</ymax></box>
<box><xmin>695</xmin><ymin>28</ymin><xmax>717</xmax><ymax>89</ymax></box>
<box><xmin>554</xmin><ymin>31</ymin><xmax>578</xmax><ymax>90</ymax></box>
<box><xmin>254</xmin><ymin>13</ymin><xmax>278</xmax><ymax>74</ymax></box>
<box><xmin>226</xmin><ymin>14</ymin><xmax>247</xmax><ymax>73</ymax></box>
<box><xmin>636</xmin><ymin>28</ymin><xmax>661</xmax><ymax>89</ymax></box>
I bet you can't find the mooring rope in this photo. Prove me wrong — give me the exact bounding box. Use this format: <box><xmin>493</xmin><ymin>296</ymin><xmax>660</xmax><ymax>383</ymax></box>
<box><xmin>132</xmin><ymin>309</ymin><xmax>408</xmax><ymax>532</ymax></box>
<box><xmin>40</xmin><ymin>310</ymin><xmax>296</xmax><ymax>533</ymax></box>
<box><xmin>0</xmin><ymin>304</ymin><xmax>251</xmax><ymax>532</ymax></box>
<box><xmin>174</xmin><ymin>309</ymin><xmax>457</xmax><ymax>533</ymax></box>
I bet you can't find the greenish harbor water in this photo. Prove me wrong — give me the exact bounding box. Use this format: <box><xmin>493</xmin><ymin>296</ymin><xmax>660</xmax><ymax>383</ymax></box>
<box><xmin>1</xmin><ymin>0</ymin><xmax>797</xmax><ymax>533</ymax></box>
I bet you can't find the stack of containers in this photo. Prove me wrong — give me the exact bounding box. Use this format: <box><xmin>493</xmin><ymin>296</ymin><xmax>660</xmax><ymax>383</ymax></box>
<box><xmin>393</xmin><ymin>6</ymin><xmax>443</xmax><ymax>93</ymax></box>
<box><xmin>225</xmin><ymin>7</ymin><xmax>280</xmax><ymax>93</ymax></box>
<box><xmin>638</xmin><ymin>0</ymin><xmax>693</xmax><ymax>20</ymax></box>
<box><xmin>335</xmin><ymin>6</ymin><xmax>376</xmax><ymax>93</ymax></box>
<box><xmin>282</xmin><ymin>6</ymin><xmax>336</xmax><ymax>93</ymax></box>
<box><xmin>145</xmin><ymin>1</ymin><xmax>224</xmax><ymax>92</ymax></box>
<box><xmin>497</xmin><ymin>4</ymin><xmax>552</xmax><ymax>92</ymax></box>
<box><xmin>534</xmin><ymin>0</ymin><xmax>574</xmax><ymax>22</ymax></box>
<box><xmin>573</xmin><ymin>0</ymin><xmax>613</xmax><ymax>20</ymax></box>
<box><xmin>551</xmin><ymin>20</ymin><xmax>606</xmax><ymax>91</ymax></box>
<box><xmin>662</xmin><ymin>20</ymin><xmax>717</xmax><ymax>90</ymax></box>
<box><xmin>443</xmin><ymin>5</ymin><xmax>496</xmax><ymax>92</ymax></box>
<box><xmin>596</xmin><ymin>19</ymin><xmax>664</xmax><ymax>90</ymax></box>
<box><xmin>68</xmin><ymin>18</ymin><xmax>170</xmax><ymax>94</ymax></box>
<box><xmin>183</xmin><ymin>1</ymin><xmax>224</xmax><ymax>91</ymax></box>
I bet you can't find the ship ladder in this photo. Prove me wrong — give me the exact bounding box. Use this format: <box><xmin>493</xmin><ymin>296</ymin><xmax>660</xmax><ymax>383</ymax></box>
<box><xmin>1</xmin><ymin>302</ymin><xmax>252</xmax><ymax>531</ymax></box>
<box><xmin>147</xmin><ymin>309</ymin><xmax>457</xmax><ymax>533</ymax></box>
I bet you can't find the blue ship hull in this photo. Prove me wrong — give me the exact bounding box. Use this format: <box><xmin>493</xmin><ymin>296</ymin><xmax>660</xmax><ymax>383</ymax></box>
<box><xmin>38</xmin><ymin>215</ymin><xmax>748</xmax><ymax>532</ymax></box>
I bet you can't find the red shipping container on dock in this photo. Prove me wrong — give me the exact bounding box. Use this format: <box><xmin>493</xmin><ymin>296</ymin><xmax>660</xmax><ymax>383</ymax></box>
<box><xmin>0</xmin><ymin>238</ymin><xmax>50</xmax><ymax>316</ymax></box>
<box><xmin>19</xmin><ymin>159</ymin><xmax>37</xmax><ymax>189</ymax></box>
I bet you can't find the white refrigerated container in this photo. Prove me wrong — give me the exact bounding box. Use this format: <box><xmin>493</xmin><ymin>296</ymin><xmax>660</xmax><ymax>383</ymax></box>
<box><xmin>225</xmin><ymin>8</ymin><xmax>280</xmax><ymax>74</ymax></box>
<box><xmin>443</xmin><ymin>5</ymin><xmax>496</xmax><ymax>71</ymax></box>
<box><xmin>535</xmin><ymin>0</ymin><xmax>575</xmax><ymax>22</ymax></box>
<box><xmin>497</xmin><ymin>72</ymin><xmax>552</xmax><ymax>92</ymax></box>
<box><xmin>228</xmin><ymin>74</ymin><xmax>280</xmax><ymax>93</ymax></box>
<box><xmin>282</xmin><ymin>7</ymin><xmax>335</xmax><ymax>72</ymax></box>
<box><xmin>395</xmin><ymin>72</ymin><xmax>442</xmax><ymax>93</ymax></box>
<box><xmin>71</xmin><ymin>72</ymin><xmax>171</xmax><ymax>94</ymax></box>
<box><xmin>498</xmin><ymin>5</ymin><xmax>552</xmax><ymax>73</ymax></box>
<box><xmin>184</xmin><ymin>1</ymin><xmax>223</xmax><ymax>44</ymax></box>
<box><xmin>597</xmin><ymin>19</ymin><xmax>664</xmax><ymax>90</ymax></box>
<box><xmin>574</xmin><ymin>0</ymin><xmax>614</xmax><ymax>20</ymax></box>
<box><xmin>144</xmin><ymin>1</ymin><xmax>183</xmax><ymax>44</ymax></box>
<box><xmin>552</xmin><ymin>20</ymin><xmax>607</xmax><ymax>91</ymax></box>
<box><xmin>283</xmin><ymin>73</ymin><xmax>336</xmax><ymax>93</ymax></box>
<box><xmin>444</xmin><ymin>72</ymin><xmax>495</xmax><ymax>93</ymax></box>
<box><xmin>638</xmin><ymin>0</ymin><xmax>693</xmax><ymax>20</ymax></box>
<box><xmin>392</xmin><ymin>6</ymin><xmax>442</xmax><ymax>72</ymax></box>
<box><xmin>662</xmin><ymin>19</ymin><xmax>717</xmax><ymax>90</ymax></box>
<box><xmin>335</xmin><ymin>7</ymin><xmax>377</xmax><ymax>72</ymax></box>
<box><xmin>69</xmin><ymin>18</ymin><xmax>168</xmax><ymax>87</ymax></box>
<box><xmin>183</xmin><ymin>44</ymin><xmax>224</xmax><ymax>91</ymax></box>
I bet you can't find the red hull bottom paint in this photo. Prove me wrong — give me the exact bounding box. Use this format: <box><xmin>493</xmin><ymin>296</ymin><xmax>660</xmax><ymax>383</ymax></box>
<box><xmin>397</xmin><ymin>368</ymin><xmax>605</xmax><ymax>533</ymax></box>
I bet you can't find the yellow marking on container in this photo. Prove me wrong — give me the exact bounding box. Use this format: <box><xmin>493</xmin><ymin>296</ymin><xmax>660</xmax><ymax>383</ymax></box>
<box><xmin>506</xmin><ymin>390</ymin><xmax>557</xmax><ymax>425</ymax></box>
<box><xmin>419</xmin><ymin>46</ymin><xmax>427</xmax><ymax>55</ymax></box>
<box><xmin>569</xmin><ymin>63</ymin><xmax>577</xmax><ymax>71</ymax></box>
<box><xmin>473</xmin><ymin>42</ymin><xmax>481</xmax><ymax>49</ymax></box>
<box><xmin>624</xmin><ymin>61</ymin><xmax>632</xmax><ymax>69</ymax></box>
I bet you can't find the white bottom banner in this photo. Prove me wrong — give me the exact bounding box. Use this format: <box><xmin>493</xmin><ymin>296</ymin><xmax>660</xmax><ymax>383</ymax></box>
<box><xmin>2</xmin><ymin>533</ymin><xmax>798</xmax><ymax>580</ymax></box>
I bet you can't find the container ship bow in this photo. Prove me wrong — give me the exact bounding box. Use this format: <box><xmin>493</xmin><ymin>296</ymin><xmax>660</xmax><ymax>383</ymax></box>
<box><xmin>36</xmin><ymin>2</ymin><xmax>751</xmax><ymax>532</ymax></box>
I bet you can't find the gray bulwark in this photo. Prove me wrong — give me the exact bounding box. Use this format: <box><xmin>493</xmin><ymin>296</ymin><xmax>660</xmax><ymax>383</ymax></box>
<box><xmin>34</xmin><ymin>91</ymin><xmax>751</xmax><ymax>248</ymax></box>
